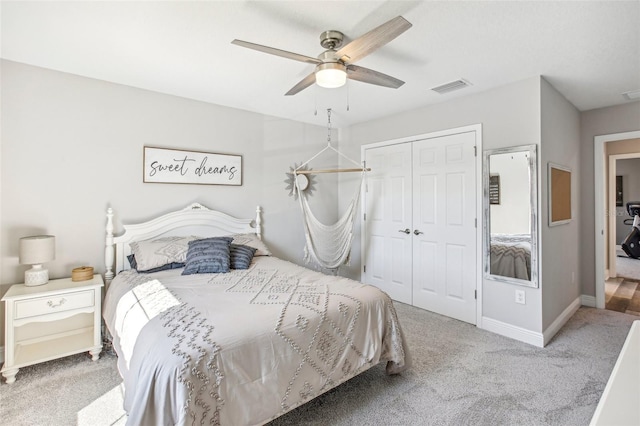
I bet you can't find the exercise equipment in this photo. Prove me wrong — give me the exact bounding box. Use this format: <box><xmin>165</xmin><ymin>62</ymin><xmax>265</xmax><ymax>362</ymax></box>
<box><xmin>621</xmin><ymin>201</ymin><xmax>640</xmax><ymax>259</ymax></box>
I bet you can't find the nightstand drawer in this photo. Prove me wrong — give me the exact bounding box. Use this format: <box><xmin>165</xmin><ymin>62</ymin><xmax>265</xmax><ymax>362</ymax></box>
<box><xmin>14</xmin><ymin>290</ymin><xmax>95</xmax><ymax>320</ymax></box>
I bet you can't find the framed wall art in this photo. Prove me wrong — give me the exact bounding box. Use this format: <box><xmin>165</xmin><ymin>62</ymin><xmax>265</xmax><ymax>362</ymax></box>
<box><xmin>548</xmin><ymin>163</ymin><xmax>572</xmax><ymax>226</ymax></box>
<box><xmin>143</xmin><ymin>146</ymin><xmax>242</xmax><ymax>186</ymax></box>
<box><xmin>489</xmin><ymin>174</ymin><xmax>500</xmax><ymax>205</ymax></box>
<box><xmin>616</xmin><ymin>175</ymin><xmax>623</xmax><ymax>207</ymax></box>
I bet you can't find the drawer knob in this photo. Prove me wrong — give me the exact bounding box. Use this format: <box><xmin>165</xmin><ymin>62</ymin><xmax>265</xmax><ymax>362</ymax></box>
<box><xmin>47</xmin><ymin>298</ymin><xmax>67</xmax><ymax>308</ymax></box>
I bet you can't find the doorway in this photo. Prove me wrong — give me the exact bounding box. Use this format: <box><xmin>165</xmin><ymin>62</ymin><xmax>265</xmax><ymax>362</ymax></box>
<box><xmin>594</xmin><ymin>131</ymin><xmax>640</xmax><ymax>311</ymax></box>
<box><xmin>606</xmin><ymin>155</ymin><xmax>640</xmax><ymax>315</ymax></box>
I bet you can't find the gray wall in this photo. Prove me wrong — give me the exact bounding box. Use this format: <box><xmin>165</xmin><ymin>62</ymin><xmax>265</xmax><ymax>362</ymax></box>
<box><xmin>340</xmin><ymin>76</ymin><xmax>544</xmax><ymax>332</ymax></box>
<box><xmin>0</xmin><ymin>60</ymin><xmax>338</xmax><ymax>343</ymax></box>
<box><xmin>540</xmin><ymin>77</ymin><xmax>581</xmax><ymax>331</ymax></box>
<box><xmin>615</xmin><ymin>158</ymin><xmax>640</xmax><ymax>244</ymax></box>
<box><xmin>579</xmin><ymin>102</ymin><xmax>640</xmax><ymax>296</ymax></box>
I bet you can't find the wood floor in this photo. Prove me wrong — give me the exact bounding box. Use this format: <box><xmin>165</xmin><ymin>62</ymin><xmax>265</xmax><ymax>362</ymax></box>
<box><xmin>605</xmin><ymin>276</ymin><xmax>640</xmax><ymax>316</ymax></box>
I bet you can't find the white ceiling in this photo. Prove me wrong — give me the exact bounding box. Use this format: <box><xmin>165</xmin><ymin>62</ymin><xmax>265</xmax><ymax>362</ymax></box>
<box><xmin>2</xmin><ymin>1</ymin><xmax>639</xmax><ymax>128</ymax></box>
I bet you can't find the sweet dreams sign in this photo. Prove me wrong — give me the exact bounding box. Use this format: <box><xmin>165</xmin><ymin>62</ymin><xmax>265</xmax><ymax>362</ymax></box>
<box><xmin>143</xmin><ymin>147</ymin><xmax>242</xmax><ymax>186</ymax></box>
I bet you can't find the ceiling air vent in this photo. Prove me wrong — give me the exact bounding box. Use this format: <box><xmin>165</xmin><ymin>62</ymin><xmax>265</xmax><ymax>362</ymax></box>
<box><xmin>431</xmin><ymin>79</ymin><xmax>471</xmax><ymax>94</ymax></box>
<box><xmin>622</xmin><ymin>89</ymin><xmax>640</xmax><ymax>101</ymax></box>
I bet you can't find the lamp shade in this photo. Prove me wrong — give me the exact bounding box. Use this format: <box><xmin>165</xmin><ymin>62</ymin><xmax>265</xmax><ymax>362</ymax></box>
<box><xmin>315</xmin><ymin>63</ymin><xmax>347</xmax><ymax>89</ymax></box>
<box><xmin>19</xmin><ymin>235</ymin><xmax>55</xmax><ymax>265</ymax></box>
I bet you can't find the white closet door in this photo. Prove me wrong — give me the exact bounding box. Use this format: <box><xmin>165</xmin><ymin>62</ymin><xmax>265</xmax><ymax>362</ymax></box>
<box><xmin>362</xmin><ymin>143</ymin><xmax>413</xmax><ymax>304</ymax></box>
<box><xmin>412</xmin><ymin>132</ymin><xmax>477</xmax><ymax>323</ymax></box>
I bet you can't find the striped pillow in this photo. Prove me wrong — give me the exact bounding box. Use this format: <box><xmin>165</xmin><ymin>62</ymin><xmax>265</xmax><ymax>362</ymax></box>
<box><xmin>182</xmin><ymin>237</ymin><xmax>233</xmax><ymax>275</ymax></box>
<box><xmin>230</xmin><ymin>234</ymin><xmax>271</xmax><ymax>256</ymax></box>
<box><xmin>230</xmin><ymin>244</ymin><xmax>257</xmax><ymax>270</ymax></box>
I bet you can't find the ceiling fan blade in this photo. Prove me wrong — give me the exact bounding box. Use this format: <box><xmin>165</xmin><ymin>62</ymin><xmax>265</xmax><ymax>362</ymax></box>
<box><xmin>336</xmin><ymin>16</ymin><xmax>412</xmax><ymax>64</ymax></box>
<box><xmin>285</xmin><ymin>72</ymin><xmax>316</xmax><ymax>96</ymax></box>
<box><xmin>347</xmin><ymin>65</ymin><xmax>404</xmax><ymax>89</ymax></box>
<box><xmin>231</xmin><ymin>39</ymin><xmax>322</xmax><ymax>65</ymax></box>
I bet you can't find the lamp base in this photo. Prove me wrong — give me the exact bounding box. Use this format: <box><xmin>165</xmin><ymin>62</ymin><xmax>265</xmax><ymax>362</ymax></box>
<box><xmin>24</xmin><ymin>265</ymin><xmax>49</xmax><ymax>286</ymax></box>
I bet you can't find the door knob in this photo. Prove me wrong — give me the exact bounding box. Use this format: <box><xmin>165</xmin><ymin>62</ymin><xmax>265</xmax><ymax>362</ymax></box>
<box><xmin>398</xmin><ymin>228</ymin><xmax>410</xmax><ymax>234</ymax></box>
<box><xmin>414</xmin><ymin>229</ymin><xmax>424</xmax><ymax>235</ymax></box>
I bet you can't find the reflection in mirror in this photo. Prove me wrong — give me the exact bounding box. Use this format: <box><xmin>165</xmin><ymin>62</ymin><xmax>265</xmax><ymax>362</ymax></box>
<box><xmin>484</xmin><ymin>145</ymin><xmax>538</xmax><ymax>287</ymax></box>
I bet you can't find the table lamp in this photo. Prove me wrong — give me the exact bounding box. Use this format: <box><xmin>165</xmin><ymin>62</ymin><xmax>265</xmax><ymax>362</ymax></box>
<box><xmin>19</xmin><ymin>235</ymin><xmax>55</xmax><ymax>286</ymax></box>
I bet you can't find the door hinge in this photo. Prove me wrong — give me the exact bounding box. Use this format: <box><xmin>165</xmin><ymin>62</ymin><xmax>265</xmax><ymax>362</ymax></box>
<box><xmin>363</xmin><ymin>213</ymin><xmax>367</xmax><ymax>221</ymax></box>
<box><xmin>475</xmin><ymin>218</ymin><xmax>477</xmax><ymax>228</ymax></box>
<box><xmin>474</xmin><ymin>290</ymin><xmax>477</xmax><ymax>299</ymax></box>
<box><xmin>363</xmin><ymin>265</ymin><xmax>367</xmax><ymax>273</ymax></box>
<box><xmin>474</xmin><ymin>146</ymin><xmax>477</xmax><ymax>156</ymax></box>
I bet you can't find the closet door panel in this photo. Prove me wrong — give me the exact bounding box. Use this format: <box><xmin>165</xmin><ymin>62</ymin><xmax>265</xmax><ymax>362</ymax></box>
<box><xmin>415</xmin><ymin>240</ymin><xmax>437</xmax><ymax>293</ymax></box>
<box><xmin>412</xmin><ymin>132</ymin><xmax>477</xmax><ymax>324</ymax></box>
<box><xmin>363</xmin><ymin>143</ymin><xmax>412</xmax><ymax>304</ymax></box>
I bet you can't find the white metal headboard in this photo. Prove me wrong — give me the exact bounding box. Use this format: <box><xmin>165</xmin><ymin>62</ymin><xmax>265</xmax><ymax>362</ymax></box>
<box><xmin>105</xmin><ymin>202</ymin><xmax>262</xmax><ymax>285</ymax></box>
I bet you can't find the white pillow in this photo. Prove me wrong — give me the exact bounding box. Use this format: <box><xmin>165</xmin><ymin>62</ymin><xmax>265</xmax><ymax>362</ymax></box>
<box><xmin>230</xmin><ymin>233</ymin><xmax>271</xmax><ymax>256</ymax></box>
<box><xmin>129</xmin><ymin>236</ymin><xmax>198</xmax><ymax>271</ymax></box>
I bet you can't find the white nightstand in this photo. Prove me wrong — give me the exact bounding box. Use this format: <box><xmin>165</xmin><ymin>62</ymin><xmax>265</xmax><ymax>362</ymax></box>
<box><xmin>1</xmin><ymin>274</ymin><xmax>103</xmax><ymax>384</ymax></box>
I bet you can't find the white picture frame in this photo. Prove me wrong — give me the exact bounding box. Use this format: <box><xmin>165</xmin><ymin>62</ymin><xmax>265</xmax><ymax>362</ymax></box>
<box><xmin>143</xmin><ymin>146</ymin><xmax>242</xmax><ymax>186</ymax></box>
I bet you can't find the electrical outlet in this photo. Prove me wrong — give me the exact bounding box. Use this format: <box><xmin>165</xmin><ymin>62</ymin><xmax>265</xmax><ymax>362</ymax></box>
<box><xmin>515</xmin><ymin>289</ymin><xmax>526</xmax><ymax>305</ymax></box>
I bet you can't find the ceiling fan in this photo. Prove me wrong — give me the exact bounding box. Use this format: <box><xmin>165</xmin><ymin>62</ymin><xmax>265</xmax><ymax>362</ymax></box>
<box><xmin>231</xmin><ymin>16</ymin><xmax>412</xmax><ymax>96</ymax></box>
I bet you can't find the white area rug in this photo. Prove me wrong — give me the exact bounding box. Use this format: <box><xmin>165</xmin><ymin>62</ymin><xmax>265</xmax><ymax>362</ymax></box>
<box><xmin>616</xmin><ymin>246</ymin><xmax>640</xmax><ymax>281</ymax></box>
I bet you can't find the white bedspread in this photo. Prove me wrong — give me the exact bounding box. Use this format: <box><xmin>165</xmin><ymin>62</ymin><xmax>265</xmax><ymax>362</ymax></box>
<box><xmin>103</xmin><ymin>256</ymin><xmax>409</xmax><ymax>426</ymax></box>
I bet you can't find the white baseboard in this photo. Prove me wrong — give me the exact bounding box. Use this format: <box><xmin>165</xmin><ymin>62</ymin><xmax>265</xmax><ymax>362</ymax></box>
<box><xmin>543</xmin><ymin>297</ymin><xmax>581</xmax><ymax>346</ymax></box>
<box><xmin>581</xmin><ymin>294</ymin><xmax>597</xmax><ymax>307</ymax></box>
<box><xmin>482</xmin><ymin>297</ymin><xmax>584</xmax><ymax>348</ymax></box>
<box><xmin>481</xmin><ymin>317</ymin><xmax>544</xmax><ymax>347</ymax></box>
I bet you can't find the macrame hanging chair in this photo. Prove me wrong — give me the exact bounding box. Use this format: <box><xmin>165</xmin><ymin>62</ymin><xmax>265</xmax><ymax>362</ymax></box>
<box><xmin>294</xmin><ymin>109</ymin><xmax>369</xmax><ymax>272</ymax></box>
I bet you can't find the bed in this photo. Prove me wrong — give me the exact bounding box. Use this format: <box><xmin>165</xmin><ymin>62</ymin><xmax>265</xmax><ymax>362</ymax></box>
<box><xmin>489</xmin><ymin>233</ymin><xmax>532</xmax><ymax>281</ymax></box>
<box><xmin>102</xmin><ymin>203</ymin><xmax>409</xmax><ymax>425</ymax></box>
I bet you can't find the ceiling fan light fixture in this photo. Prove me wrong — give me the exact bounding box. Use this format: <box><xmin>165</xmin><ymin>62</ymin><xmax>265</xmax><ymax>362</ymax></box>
<box><xmin>315</xmin><ymin>63</ymin><xmax>347</xmax><ymax>88</ymax></box>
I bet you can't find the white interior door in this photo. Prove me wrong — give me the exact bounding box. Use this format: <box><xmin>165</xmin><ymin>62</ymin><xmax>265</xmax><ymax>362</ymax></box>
<box><xmin>362</xmin><ymin>130</ymin><xmax>477</xmax><ymax>324</ymax></box>
<box><xmin>411</xmin><ymin>132</ymin><xmax>477</xmax><ymax>324</ymax></box>
<box><xmin>362</xmin><ymin>143</ymin><xmax>412</xmax><ymax>304</ymax></box>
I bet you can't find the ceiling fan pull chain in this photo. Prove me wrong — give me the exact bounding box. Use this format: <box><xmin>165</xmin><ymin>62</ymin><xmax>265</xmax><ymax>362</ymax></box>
<box><xmin>346</xmin><ymin>82</ymin><xmax>350</xmax><ymax>112</ymax></box>
<box><xmin>314</xmin><ymin>86</ymin><xmax>318</xmax><ymax>116</ymax></box>
<box><xmin>327</xmin><ymin>108</ymin><xmax>332</xmax><ymax>146</ymax></box>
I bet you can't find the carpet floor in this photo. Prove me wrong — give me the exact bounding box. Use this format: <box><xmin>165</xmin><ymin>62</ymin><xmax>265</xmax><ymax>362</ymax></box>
<box><xmin>0</xmin><ymin>304</ymin><xmax>637</xmax><ymax>426</ymax></box>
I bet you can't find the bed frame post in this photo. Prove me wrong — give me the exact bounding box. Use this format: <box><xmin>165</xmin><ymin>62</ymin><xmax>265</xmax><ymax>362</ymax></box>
<box><xmin>105</xmin><ymin>207</ymin><xmax>115</xmax><ymax>285</ymax></box>
<box><xmin>256</xmin><ymin>205</ymin><xmax>263</xmax><ymax>240</ymax></box>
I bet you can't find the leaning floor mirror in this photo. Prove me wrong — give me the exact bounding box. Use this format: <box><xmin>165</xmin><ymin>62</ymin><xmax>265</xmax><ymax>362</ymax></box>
<box><xmin>483</xmin><ymin>144</ymin><xmax>539</xmax><ymax>288</ymax></box>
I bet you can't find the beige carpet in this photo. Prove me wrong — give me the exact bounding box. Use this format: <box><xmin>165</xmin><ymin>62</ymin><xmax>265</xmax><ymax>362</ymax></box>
<box><xmin>0</xmin><ymin>305</ymin><xmax>637</xmax><ymax>426</ymax></box>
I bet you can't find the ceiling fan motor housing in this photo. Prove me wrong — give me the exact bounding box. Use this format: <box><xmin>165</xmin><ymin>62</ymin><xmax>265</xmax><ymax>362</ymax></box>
<box><xmin>319</xmin><ymin>30</ymin><xmax>344</xmax><ymax>50</ymax></box>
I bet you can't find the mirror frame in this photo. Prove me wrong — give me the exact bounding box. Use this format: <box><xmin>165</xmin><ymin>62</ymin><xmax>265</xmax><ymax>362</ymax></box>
<box><xmin>483</xmin><ymin>144</ymin><xmax>539</xmax><ymax>288</ymax></box>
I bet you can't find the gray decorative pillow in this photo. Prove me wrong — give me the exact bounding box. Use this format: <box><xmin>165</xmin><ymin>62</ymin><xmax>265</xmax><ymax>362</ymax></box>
<box><xmin>127</xmin><ymin>254</ymin><xmax>184</xmax><ymax>273</ymax></box>
<box><xmin>182</xmin><ymin>237</ymin><xmax>233</xmax><ymax>275</ymax></box>
<box><xmin>230</xmin><ymin>244</ymin><xmax>257</xmax><ymax>270</ymax></box>
<box><xmin>230</xmin><ymin>233</ymin><xmax>271</xmax><ymax>256</ymax></box>
<box><xmin>130</xmin><ymin>236</ymin><xmax>197</xmax><ymax>271</ymax></box>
